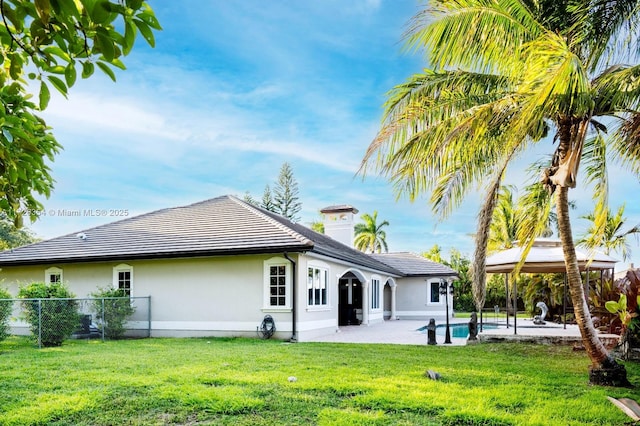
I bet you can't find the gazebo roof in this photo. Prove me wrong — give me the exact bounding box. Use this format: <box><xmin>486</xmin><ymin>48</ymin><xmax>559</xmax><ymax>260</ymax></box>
<box><xmin>485</xmin><ymin>238</ymin><xmax>618</xmax><ymax>273</ymax></box>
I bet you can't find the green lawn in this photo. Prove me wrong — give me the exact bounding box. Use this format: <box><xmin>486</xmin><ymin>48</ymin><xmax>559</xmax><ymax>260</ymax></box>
<box><xmin>1</xmin><ymin>337</ymin><xmax>639</xmax><ymax>425</ymax></box>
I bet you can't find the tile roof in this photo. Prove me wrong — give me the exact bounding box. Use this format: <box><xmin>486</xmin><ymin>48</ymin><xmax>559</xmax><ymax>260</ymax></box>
<box><xmin>370</xmin><ymin>252</ymin><xmax>458</xmax><ymax>277</ymax></box>
<box><xmin>320</xmin><ymin>204</ymin><xmax>359</xmax><ymax>214</ymax></box>
<box><xmin>0</xmin><ymin>195</ymin><xmax>400</xmax><ymax>275</ymax></box>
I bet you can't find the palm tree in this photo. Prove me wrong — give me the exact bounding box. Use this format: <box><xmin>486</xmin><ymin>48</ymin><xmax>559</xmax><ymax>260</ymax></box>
<box><xmin>488</xmin><ymin>186</ymin><xmax>520</xmax><ymax>253</ymax></box>
<box><xmin>361</xmin><ymin>0</ymin><xmax>640</xmax><ymax>385</ymax></box>
<box><xmin>578</xmin><ymin>205</ymin><xmax>640</xmax><ymax>261</ymax></box>
<box><xmin>354</xmin><ymin>211</ymin><xmax>389</xmax><ymax>253</ymax></box>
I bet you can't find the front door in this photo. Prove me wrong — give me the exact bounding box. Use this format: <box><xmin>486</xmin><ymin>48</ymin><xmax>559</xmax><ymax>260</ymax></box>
<box><xmin>338</xmin><ymin>277</ymin><xmax>362</xmax><ymax>325</ymax></box>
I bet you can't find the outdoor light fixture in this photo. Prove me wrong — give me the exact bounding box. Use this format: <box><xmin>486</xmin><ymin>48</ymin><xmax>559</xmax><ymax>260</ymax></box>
<box><xmin>439</xmin><ymin>279</ymin><xmax>454</xmax><ymax>344</ymax></box>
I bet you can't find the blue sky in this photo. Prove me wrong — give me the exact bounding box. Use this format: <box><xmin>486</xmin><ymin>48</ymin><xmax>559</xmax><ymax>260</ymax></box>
<box><xmin>29</xmin><ymin>0</ymin><xmax>640</xmax><ymax>270</ymax></box>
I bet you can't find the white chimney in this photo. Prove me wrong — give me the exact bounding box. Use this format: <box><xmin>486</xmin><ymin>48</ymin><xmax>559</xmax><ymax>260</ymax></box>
<box><xmin>320</xmin><ymin>205</ymin><xmax>359</xmax><ymax>247</ymax></box>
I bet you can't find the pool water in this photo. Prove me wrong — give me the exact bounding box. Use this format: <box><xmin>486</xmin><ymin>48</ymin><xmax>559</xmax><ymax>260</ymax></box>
<box><xmin>417</xmin><ymin>323</ymin><xmax>498</xmax><ymax>338</ymax></box>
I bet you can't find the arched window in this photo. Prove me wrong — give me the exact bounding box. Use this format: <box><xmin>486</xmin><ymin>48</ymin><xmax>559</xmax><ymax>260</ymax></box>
<box><xmin>113</xmin><ymin>264</ymin><xmax>133</xmax><ymax>296</ymax></box>
<box><xmin>44</xmin><ymin>267</ymin><xmax>63</xmax><ymax>284</ymax></box>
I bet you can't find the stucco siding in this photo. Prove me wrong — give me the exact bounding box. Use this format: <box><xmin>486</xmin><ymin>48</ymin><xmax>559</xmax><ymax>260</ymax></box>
<box><xmin>0</xmin><ymin>263</ymin><xmax>113</xmax><ymax>297</ymax></box>
<box><xmin>395</xmin><ymin>277</ymin><xmax>451</xmax><ymax>320</ymax></box>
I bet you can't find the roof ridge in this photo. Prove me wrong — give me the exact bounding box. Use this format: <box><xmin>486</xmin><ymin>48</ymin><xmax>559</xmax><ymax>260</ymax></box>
<box><xmin>228</xmin><ymin>195</ymin><xmax>314</xmax><ymax>248</ymax></box>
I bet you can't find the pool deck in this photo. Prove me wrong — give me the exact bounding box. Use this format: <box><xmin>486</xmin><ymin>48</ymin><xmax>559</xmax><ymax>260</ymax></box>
<box><xmin>307</xmin><ymin>318</ymin><xmax>619</xmax><ymax>347</ymax></box>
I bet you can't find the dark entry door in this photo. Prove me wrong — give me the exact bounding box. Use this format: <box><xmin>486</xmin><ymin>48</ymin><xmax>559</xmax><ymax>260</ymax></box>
<box><xmin>338</xmin><ymin>278</ymin><xmax>362</xmax><ymax>325</ymax></box>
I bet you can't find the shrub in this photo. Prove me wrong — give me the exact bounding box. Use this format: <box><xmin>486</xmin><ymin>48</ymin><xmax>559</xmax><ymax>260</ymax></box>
<box><xmin>18</xmin><ymin>282</ymin><xmax>79</xmax><ymax>347</ymax></box>
<box><xmin>91</xmin><ymin>287</ymin><xmax>135</xmax><ymax>339</ymax></box>
<box><xmin>0</xmin><ymin>288</ymin><xmax>12</xmax><ymax>342</ymax></box>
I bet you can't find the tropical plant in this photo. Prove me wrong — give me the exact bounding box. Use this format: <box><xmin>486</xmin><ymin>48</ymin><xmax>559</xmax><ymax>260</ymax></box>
<box><xmin>606</xmin><ymin>270</ymin><xmax>640</xmax><ymax>354</ymax></box>
<box><xmin>0</xmin><ymin>1</ymin><xmax>159</xmax><ymax>225</ymax></box>
<box><xmin>423</xmin><ymin>246</ymin><xmax>474</xmax><ymax>310</ymax></box>
<box><xmin>488</xmin><ymin>186</ymin><xmax>520</xmax><ymax>253</ymax></box>
<box><xmin>361</xmin><ymin>0</ymin><xmax>640</xmax><ymax>385</ymax></box>
<box><xmin>422</xmin><ymin>244</ymin><xmax>444</xmax><ymax>264</ymax></box>
<box><xmin>310</xmin><ymin>220</ymin><xmax>324</xmax><ymax>234</ymax></box>
<box><xmin>91</xmin><ymin>287</ymin><xmax>135</xmax><ymax>339</ymax></box>
<box><xmin>0</xmin><ymin>287</ymin><xmax>12</xmax><ymax>342</ymax></box>
<box><xmin>522</xmin><ymin>273</ymin><xmax>566</xmax><ymax>319</ymax></box>
<box><xmin>578</xmin><ymin>205</ymin><xmax>640</xmax><ymax>261</ymax></box>
<box><xmin>448</xmin><ymin>249</ymin><xmax>473</xmax><ymax>311</ymax></box>
<box><xmin>18</xmin><ymin>281</ymin><xmax>78</xmax><ymax>347</ymax></box>
<box><xmin>354</xmin><ymin>211</ymin><xmax>389</xmax><ymax>253</ymax></box>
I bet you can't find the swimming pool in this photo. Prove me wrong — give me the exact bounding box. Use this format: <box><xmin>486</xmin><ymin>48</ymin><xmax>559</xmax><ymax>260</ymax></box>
<box><xmin>417</xmin><ymin>323</ymin><xmax>498</xmax><ymax>338</ymax></box>
<box><xmin>437</xmin><ymin>323</ymin><xmax>498</xmax><ymax>338</ymax></box>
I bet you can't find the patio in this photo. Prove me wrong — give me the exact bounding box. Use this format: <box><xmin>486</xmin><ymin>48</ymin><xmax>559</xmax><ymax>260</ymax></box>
<box><xmin>308</xmin><ymin>318</ymin><xmax>618</xmax><ymax>348</ymax></box>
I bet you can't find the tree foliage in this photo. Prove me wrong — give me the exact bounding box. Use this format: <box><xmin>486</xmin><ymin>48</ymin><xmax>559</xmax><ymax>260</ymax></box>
<box><xmin>310</xmin><ymin>220</ymin><xmax>324</xmax><ymax>234</ymax></box>
<box><xmin>578</xmin><ymin>205</ymin><xmax>640</xmax><ymax>261</ymax></box>
<box><xmin>0</xmin><ymin>287</ymin><xmax>11</xmax><ymax>342</ymax></box>
<box><xmin>0</xmin><ymin>212</ymin><xmax>38</xmax><ymax>249</ymax></box>
<box><xmin>0</xmin><ymin>0</ymin><xmax>160</xmax><ymax>225</ymax></box>
<box><xmin>273</xmin><ymin>162</ymin><xmax>301</xmax><ymax>222</ymax></box>
<box><xmin>91</xmin><ymin>286</ymin><xmax>135</xmax><ymax>339</ymax></box>
<box><xmin>422</xmin><ymin>244</ymin><xmax>444</xmax><ymax>264</ymax></box>
<box><xmin>423</xmin><ymin>246</ymin><xmax>474</xmax><ymax>310</ymax></box>
<box><xmin>361</xmin><ymin>0</ymin><xmax>640</xmax><ymax>384</ymax></box>
<box><xmin>354</xmin><ymin>211</ymin><xmax>389</xmax><ymax>253</ymax></box>
<box><xmin>18</xmin><ymin>281</ymin><xmax>78</xmax><ymax>347</ymax></box>
<box><xmin>262</xmin><ymin>184</ymin><xmax>275</xmax><ymax>212</ymax></box>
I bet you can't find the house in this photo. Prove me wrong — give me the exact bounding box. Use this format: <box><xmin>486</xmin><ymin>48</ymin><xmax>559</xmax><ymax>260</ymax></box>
<box><xmin>0</xmin><ymin>195</ymin><xmax>457</xmax><ymax>342</ymax></box>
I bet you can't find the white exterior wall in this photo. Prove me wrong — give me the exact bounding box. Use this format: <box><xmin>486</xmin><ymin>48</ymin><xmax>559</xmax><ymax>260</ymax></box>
<box><xmin>295</xmin><ymin>253</ymin><xmax>390</xmax><ymax>341</ymax></box>
<box><xmin>0</xmin><ymin>253</ymin><xmax>402</xmax><ymax>341</ymax></box>
<box><xmin>395</xmin><ymin>276</ymin><xmax>453</xmax><ymax>321</ymax></box>
<box><xmin>0</xmin><ymin>255</ymin><xmax>297</xmax><ymax>339</ymax></box>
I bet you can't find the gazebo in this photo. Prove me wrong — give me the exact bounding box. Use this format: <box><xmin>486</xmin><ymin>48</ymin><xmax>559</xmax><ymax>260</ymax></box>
<box><xmin>484</xmin><ymin>238</ymin><xmax>618</xmax><ymax>333</ymax></box>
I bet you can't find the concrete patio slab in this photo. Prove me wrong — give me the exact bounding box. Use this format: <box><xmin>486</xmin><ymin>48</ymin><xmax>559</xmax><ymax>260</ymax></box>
<box><xmin>306</xmin><ymin>318</ymin><xmax>620</xmax><ymax>347</ymax></box>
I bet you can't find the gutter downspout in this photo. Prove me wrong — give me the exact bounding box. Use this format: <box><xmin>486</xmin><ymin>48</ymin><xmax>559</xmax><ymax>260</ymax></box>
<box><xmin>284</xmin><ymin>252</ymin><xmax>297</xmax><ymax>342</ymax></box>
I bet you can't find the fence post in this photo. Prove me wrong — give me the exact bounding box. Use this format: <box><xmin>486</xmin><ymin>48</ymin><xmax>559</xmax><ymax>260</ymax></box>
<box><xmin>101</xmin><ymin>298</ymin><xmax>105</xmax><ymax>342</ymax></box>
<box><xmin>37</xmin><ymin>299</ymin><xmax>42</xmax><ymax>349</ymax></box>
<box><xmin>147</xmin><ymin>296</ymin><xmax>151</xmax><ymax>338</ymax></box>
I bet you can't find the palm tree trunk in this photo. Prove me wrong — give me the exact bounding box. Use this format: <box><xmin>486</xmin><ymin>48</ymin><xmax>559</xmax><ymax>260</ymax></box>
<box><xmin>556</xmin><ymin>185</ymin><xmax>630</xmax><ymax>386</ymax></box>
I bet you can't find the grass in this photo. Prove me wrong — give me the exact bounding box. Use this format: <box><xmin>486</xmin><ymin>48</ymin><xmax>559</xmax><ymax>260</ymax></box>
<box><xmin>1</xmin><ymin>337</ymin><xmax>639</xmax><ymax>425</ymax></box>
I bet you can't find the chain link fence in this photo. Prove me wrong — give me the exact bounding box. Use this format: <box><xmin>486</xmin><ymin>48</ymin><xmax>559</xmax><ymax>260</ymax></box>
<box><xmin>0</xmin><ymin>296</ymin><xmax>150</xmax><ymax>348</ymax></box>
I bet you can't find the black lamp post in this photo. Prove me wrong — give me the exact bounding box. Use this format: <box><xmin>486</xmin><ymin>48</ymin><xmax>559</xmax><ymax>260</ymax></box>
<box><xmin>439</xmin><ymin>279</ymin><xmax>454</xmax><ymax>344</ymax></box>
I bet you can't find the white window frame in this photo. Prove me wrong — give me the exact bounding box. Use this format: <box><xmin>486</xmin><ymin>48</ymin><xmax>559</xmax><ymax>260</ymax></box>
<box><xmin>113</xmin><ymin>264</ymin><xmax>133</xmax><ymax>296</ymax></box>
<box><xmin>263</xmin><ymin>257</ymin><xmax>291</xmax><ymax>311</ymax></box>
<box><xmin>307</xmin><ymin>261</ymin><xmax>330</xmax><ymax>310</ymax></box>
<box><xmin>371</xmin><ymin>276</ymin><xmax>381</xmax><ymax>310</ymax></box>
<box><xmin>44</xmin><ymin>267</ymin><xmax>63</xmax><ymax>285</ymax></box>
<box><xmin>427</xmin><ymin>279</ymin><xmax>441</xmax><ymax>304</ymax></box>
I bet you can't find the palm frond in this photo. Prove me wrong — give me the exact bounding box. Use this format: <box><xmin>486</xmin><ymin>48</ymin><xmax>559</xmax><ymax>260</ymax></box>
<box><xmin>592</xmin><ymin>64</ymin><xmax>640</xmax><ymax>114</ymax></box>
<box><xmin>572</xmin><ymin>0</ymin><xmax>640</xmax><ymax>71</ymax></box>
<box><xmin>513</xmin><ymin>182</ymin><xmax>554</xmax><ymax>274</ymax></box>
<box><xmin>516</xmin><ymin>31</ymin><xmax>593</xmax><ymax>122</ymax></box>
<box><xmin>406</xmin><ymin>0</ymin><xmax>543</xmax><ymax>74</ymax></box>
<box><xmin>610</xmin><ymin>112</ymin><xmax>640</xmax><ymax>176</ymax></box>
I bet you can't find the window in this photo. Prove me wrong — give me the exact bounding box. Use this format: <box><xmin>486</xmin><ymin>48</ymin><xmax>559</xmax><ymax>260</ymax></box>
<box><xmin>429</xmin><ymin>281</ymin><xmax>440</xmax><ymax>303</ymax></box>
<box><xmin>113</xmin><ymin>264</ymin><xmax>133</xmax><ymax>296</ymax></box>
<box><xmin>371</xmin><ymin>278</ymin><xmax>380</xmax><ymax>309</ymax></box>
<box><xmin>263</xmin><ymin>257</ymin><xmax>291</xmax><ymax>309</ymax></box>
<box><xmin>45</xmin><ymin>267</ymin><xmax>63</xmax><ymax>285</ymax></box>
<box><xmin>269</xmin><ymin>265</ymin><xmax>287</xmax><ymax>306</ymax></box>
<box><xmin>307</xmin><ymin>266</ymin><xmax>328</xmax><ymax>306</ymax></box>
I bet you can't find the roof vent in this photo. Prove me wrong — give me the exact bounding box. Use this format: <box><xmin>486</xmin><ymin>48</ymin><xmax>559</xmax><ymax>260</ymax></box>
<box><xmin>76</xmin><ymin>232</ymin><xmax>87</xmax><ymax>240</ymax></box>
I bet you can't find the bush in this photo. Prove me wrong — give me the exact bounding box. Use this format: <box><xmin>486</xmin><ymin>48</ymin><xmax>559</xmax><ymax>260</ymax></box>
<box><xmin>18</xmin><ymin>282</ymin><xmax>79</xmax><ymax>347</ymax></box>
<box><xmin>91</xmin><ymin>287</ymin><xmax>135</xmax><ymax>339</ymax></box>
<box><xmin>0</xmin><ymin>288</ymin><xmax>12</xmax><ymax>342</ymax></box>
